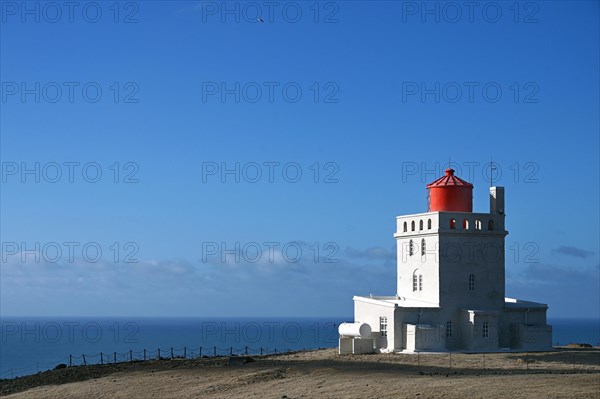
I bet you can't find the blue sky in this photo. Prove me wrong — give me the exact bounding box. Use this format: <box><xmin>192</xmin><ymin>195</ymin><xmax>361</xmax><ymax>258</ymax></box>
<box><xmin>1</xmin><ymin>1</ymin><xmax>598</xmax><ymax>318</ymax></box>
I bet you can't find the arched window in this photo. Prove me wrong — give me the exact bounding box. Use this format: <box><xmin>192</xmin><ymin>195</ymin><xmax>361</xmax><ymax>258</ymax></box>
<box><xmin>409</xmin><ymin>239</ymin><xmax>414</xmax><ymax>256</ymax></box>
<box><xmin>419</xmin><ymin>220</ymin><xmax>423</xmax><ymax>230</ymax></box>
<box><xmin>427</xmin><ymin>219</ymin><xmax>432</xmax><ymax>229</ymax></box>
<box><xmin>488</xmin><ymin>220</ymin><xmax>494</xmax><ymax>231</ymax></box>
<box><xmin>403</xmin><ymin>222</ymin><xmax>407</xmax><ymax>232</ymax></box>
<box><xmin>450</xmin><ymin>218</ymin><xmax>456</xmax><ymax>229</ymax></box>
<box><xmin>421</xmin><ymin>238</ymin><xmax>426</xmax><ymax>256</ymax></box>
<box><xmin>446</xmin><ymin>321</ymin><xmax>453</xmax><ymax>338</ymax></box>
<box><xmin>475</xmin><ymin>219</ymin><xmax>482</xmax><ymax>230</ymax></box>
<box><xmin>469</xmin><ymin>274</ymin><xmax>475</xmax><ymax>291</ymax></box>
<box><xmin>463</xmin><ymin>219</ymin><xmax>469</xmax><ymax>229</ymax></box>
<box><xmin>411</xmin><ymin>221</ymin><xmax>415</xmax><ymax>231</ymax></box>
<box><xmin>413</xmin><ymin>270</ymin><xmax>423</xmax><ymax>292</ymax></box>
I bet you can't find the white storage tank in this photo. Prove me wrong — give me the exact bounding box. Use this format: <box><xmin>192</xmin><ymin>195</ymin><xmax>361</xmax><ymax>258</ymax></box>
<box><xmin>338</xmin><ymin>322</ymin><xmax>371</xmax><ymax>338</ymax></box>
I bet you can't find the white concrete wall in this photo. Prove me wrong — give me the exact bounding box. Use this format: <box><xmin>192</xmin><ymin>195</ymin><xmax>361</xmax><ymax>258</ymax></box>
<box><xmin>405</xmin><ymin>324</ymin><xmax>446</xmax><ymax>351</ymax></box>
<box><xmin>354</xmin><ymin>298</ymin><xmax>396</xmax><ymax>352</ymax></box>
<box><xmin>500</xmin><ymin>308</ymin><xmax>552</xmax><ymax>350</ymax></box>
<box><xmin>438</xmin><ymin>226</ymin><xmax>507</xmax><ymax>311</ymax></box>
<box><xmin>395</xmin><ymin>211</ymin><xmax>507</xmax><ymax>312</ymax></box>
<box><xmin>344</xmin><ymin>187</ymin><xmax>552</xmax><ymax>353</ymax></box>
<box><xmin>395</xmin><ymin>212</ymin><xmax>440</xmax><ymax>304</ymax></box>
<box><xmin>339</xmin><ymin>338</ymin><xmax>353</xmax><ymax>354</ymax></box>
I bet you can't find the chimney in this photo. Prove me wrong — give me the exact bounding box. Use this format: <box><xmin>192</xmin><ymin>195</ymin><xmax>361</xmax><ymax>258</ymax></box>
<box><xmin>490</xmin><ymin>186</ymin><xmax>505</xmax><ymax>214</ymax></box>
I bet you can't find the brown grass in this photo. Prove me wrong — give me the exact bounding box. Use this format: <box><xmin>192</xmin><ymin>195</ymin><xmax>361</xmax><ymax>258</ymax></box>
<box><xmin>2</xmin><ymin>348</ymin><xmax>599</xmax><ymax>398</ymax></box>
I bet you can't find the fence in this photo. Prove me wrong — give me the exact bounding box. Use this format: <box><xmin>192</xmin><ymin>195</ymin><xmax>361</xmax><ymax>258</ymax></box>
<box><xmin>0</xmin><ymin>345</ymin><xmax>304</xmax><ymax>380</ymax></box>
<box><xmin>3</xmin><ymin>345</ymin><xmax>599</xmax><ymax>380</ymax></box>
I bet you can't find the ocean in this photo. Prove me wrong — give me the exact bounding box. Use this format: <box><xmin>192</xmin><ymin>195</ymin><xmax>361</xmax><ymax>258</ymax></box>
<box><xmin>1</xmin><ymin>317</ymin><xmax>598</xmax><ymax>379</ymax></box>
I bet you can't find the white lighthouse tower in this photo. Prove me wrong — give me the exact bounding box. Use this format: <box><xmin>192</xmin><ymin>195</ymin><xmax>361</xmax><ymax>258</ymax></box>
<box><xmin>339</xmin><ymin>168</ymin><xmax>552</xmax><ymax>354</ymax></box>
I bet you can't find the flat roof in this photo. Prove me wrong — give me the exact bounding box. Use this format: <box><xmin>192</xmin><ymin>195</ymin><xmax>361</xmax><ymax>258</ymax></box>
<box><xmin>353</xmin><ymin>295</ymin><xmax>440</xmax><ymax>308</ymax></box>
<box><xmin>353</xmin><ymin>296</ymin><xmax>548</xmax><ymax>309</ymax></box>
<box><xmin>504</xmin><ymin>297</ymin><xmax>548</xmax><ymax>308</ymax></box>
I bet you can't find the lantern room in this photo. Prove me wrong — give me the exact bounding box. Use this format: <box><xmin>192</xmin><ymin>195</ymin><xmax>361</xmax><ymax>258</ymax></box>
<box><xmin>426</xmin><ymin>168</ymin><xmax>473</xmax><ymax>212</ymax></box>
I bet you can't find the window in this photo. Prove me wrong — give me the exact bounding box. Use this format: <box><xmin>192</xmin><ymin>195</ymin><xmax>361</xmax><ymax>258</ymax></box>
<box><xmin>403</xmin><ymin>222</ymin><xmax>407</xmax><ymax>232</ymax></box>
<box><xmin>413</xmin><ymin>274</ymin><xmax>418</xmax><ymax>291</ymax></box>
<box><xmin>488</xmin><ymin>220</ymin><xmax>494</xmax><ymax>231</ymax></box>
<box><xmin>462</xmin><ymin>219</ymin><xmax>469</xmax><ymax>229</ymax></box>
<box><xmin>483</xmin><ymin>321</ymin><xmax>489</xmax><ymax>338</ymax></box>
<box><xmin>446</xmin><ymin>321</ymin><xmax>453</xmax><ymax>338</ymax></box>
<box><xmin>475</xmin><ymin>219</ymin><xmax>482</xmax><ymax>230</ymax></box>
<box><xmin>419</xmin><ymin>220</ymin><xmax>423</xmax><ymax>230</ymax></box>
<box><xmin>469</xmin><ymin>274</ymin><xmax>475</xmax><ymax>291</ymax></box>
<box><xmin>418</xmin><ymin>275</ymin><xmax>423</xmax><ymax>291</ymax></box>
<box><xmin>409</xmin><ymin>239</ymin><xmax>414</xmax><ymax>256</ymax></box>
<box><xmin>380</xmin><ymin>317</ymin><xmax>388</xmax><ymax>337</ymax></box>
<box><xmin>421</xmin><ymin>238</ymin><xmax>426</xmax><ymax>256</ymax></box>
<box><xmin>411</xmin><ymin>221</ymin><xmax>415</xmax><ymax>231</ymax></box>
<box><xmin>427</xmin><ymin>219</ymin><xmax>432</xmax><ymax>229</ymax></box>
<box><xmin>450</xmin><ymin>218</ymin><xmax>456</xmax><ymax>229</ymax></box>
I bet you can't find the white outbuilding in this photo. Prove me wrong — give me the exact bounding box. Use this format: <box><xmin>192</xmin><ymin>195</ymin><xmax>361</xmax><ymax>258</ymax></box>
<box><xmin>339</xmin><ymin>168</ymin><xmax>552</xmax><ymax>353</ymax></box>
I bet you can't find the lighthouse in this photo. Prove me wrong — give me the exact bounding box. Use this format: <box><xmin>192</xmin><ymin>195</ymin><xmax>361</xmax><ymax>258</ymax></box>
<box><xmin>339</xmin><ymin>168</ymin><xmax>552</xmax><ymax>354</ymax></box>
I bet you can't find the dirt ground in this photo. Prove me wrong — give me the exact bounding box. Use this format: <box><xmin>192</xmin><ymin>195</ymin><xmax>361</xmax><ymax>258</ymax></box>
<box><xmin>2</xmin><ymin>348</ymin><xmax>599</xmax><ymax>399</ymax></box>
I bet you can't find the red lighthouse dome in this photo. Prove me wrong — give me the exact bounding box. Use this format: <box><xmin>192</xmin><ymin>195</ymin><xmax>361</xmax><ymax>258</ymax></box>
<box><xmin>426</xmin><ymin>168</ymin><xmax>473</xmax><ymax>212</ymax></box>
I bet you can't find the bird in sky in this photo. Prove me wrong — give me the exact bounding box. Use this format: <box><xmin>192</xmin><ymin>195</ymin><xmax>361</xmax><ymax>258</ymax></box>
<box><xmin>258</xmin><ymin>17</ymin><xmax>265</xmax><ymax>23</ymax></box>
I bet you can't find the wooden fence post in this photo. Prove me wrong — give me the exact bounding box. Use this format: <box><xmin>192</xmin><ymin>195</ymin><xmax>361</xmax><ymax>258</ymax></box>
<box><xmin>184</xmin><ymin>347</ymin><xmax>187</xmax><ymax>358</ymax></box>
<box><xmin>69</xmin><ymin>355</ymin><xmax>72</xmax><ymax>367</ymax></box>
<box><xmin>130</xmin><ymin>350</ymin><xmax>133</xmax><ymax>363</ymax></box>
<box><xmin>114</xmin><ymin>352</ymin><xmax>117</xmax><ymax>364</ymax></box>
<box><xmin>144</xmin><ymin>349</ymin><xmax>147</xmax><ymax>361</ymax></box>
<box><xmin>82</xmin><ymin>355</ymin><xmax>87</xmax><ymax>366</ymax></box>
<box><xmin>100</xmin><ymin>352</ymin><xmax>104</xmax><ymax>365</ymax></box>
<box><xmin>158</xmin><ymin>348</ymin><xmax>161</xmax><ymax>359</ymax></box>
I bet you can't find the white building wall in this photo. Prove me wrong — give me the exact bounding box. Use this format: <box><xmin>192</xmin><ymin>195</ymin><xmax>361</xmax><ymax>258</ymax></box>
<box><xmin>395</xmin><ymin>211</ymin><xmax>507</xmax><ymax>310</ymax></box>
<box><xmin>344</xmin><ymin>186</ymin><xmax>552</xmax><ymax>353</ymax></box>
<box><xmin>354</xmin><ymin>298</ymin><xmax>396</xmax><ymax>352</ymax></box>
<box><xmin>395</xmin><ymin>212</ymin><xmax>440</xmax><ymax>305</ymax></box>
